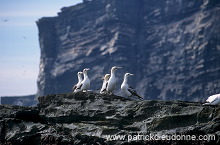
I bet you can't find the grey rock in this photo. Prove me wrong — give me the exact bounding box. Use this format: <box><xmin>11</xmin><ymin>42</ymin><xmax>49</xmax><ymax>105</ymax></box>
<box><xmin>36</xmin><ymin>0</ymin><xmax>220</xmax><ymax>102</ymax></box>
<box><xmin>1</xmin><ymin>95</ymin><xmax>37</xmax><ymax>106</ymax></box>
<box><xmin>0</xmin><ymin>92</ymin><xmax>220</xmax><ymax>144</ymax></box>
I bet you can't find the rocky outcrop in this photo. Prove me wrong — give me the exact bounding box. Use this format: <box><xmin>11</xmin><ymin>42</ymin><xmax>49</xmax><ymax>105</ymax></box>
<box><xmin>1</xmin><ymin>95</ymin><xmax>36</xmax><ymax>106</ymax></box>
<box><xmin>0</xmin><ymin>92</ymin><xmax>220</xmax><ymax>144</ymax></box>
<box><xmin>36</xmin><ymin>0</ymin><xmax>220</xmax><ymax>101</ymax></box>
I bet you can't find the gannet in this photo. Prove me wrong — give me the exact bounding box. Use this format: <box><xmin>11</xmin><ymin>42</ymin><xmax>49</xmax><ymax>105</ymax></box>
<box><xmin>100</xmin><ymin>74</ymin><xmax>110</xmax><ymax>94</ymax></box>
<box><xmin>121</xmin><ymin>73</ymin><xmax>143</xmax><ymax>100</ymax></box>
<box><xmin>106</xmin><ymin>66</ymin><xmax>122</xmax><ymax>94</ymax></box>
<box><xmin>203</xmin><ymin>93</ymin><xmax>220</xmax><ymax>105</ymax></box>
<box><xmin>75</xmin><ymin>68</ymin><xmax>90</xmax><ymax>92</ymax></box>
<box><xmin>72</xmin><ymin>71</ymin><xmax>83</xmax><ymax>92</ymax></box>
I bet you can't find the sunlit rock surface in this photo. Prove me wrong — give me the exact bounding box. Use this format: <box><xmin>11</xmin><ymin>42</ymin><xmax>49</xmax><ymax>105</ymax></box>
<box><xmin>0</xmin><ymin>92</ymin><xmax>220</xmax><ymax>144</ymax></box>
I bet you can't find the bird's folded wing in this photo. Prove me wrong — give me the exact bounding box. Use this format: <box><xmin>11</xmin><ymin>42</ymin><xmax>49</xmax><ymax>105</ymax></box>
<box><xmin>209</xmin><ymin>97</ymin><xmax>219</xmax><ymax>104</ymax></box>
<box><xmin>128</xmin><ymin>86</ymin><xmax>143</xmax><ymax>100</ymax></box>
<box><xmin>128</xmin><ymin>86</ymin><xmax>137</xmax><ymax>94</ymax></box>
<box><xmin>206</xmin><ymin>95</ymin><xmax>218</xmax><ymax>103</ymax></box>
<box><xmin>76</xmin><ymin>83</ymin><xmax>83</xmax><ymax>90</ymax></box>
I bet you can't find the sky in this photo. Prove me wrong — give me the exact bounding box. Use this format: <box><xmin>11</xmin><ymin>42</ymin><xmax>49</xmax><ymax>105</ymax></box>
<box><xmin>0</xmin><ymin>0</ymin><xmax>82</xmax><ymax>96</ymax></box>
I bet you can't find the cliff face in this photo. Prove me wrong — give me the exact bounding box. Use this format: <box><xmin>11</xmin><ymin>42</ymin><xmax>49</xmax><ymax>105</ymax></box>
<box><xmin>1</xmin><ymin>95</ymin><xmax>36</xmax><ymax>106</ymax></box>
<box><xmin>36</xmin><ymin>0</ymin><xmax>220</xmax><ymax>101</ymax></box>
<box><xmin>0</xmin><ymin>92</ymin><xmax>220</xmax><ymax>144</ymax></box>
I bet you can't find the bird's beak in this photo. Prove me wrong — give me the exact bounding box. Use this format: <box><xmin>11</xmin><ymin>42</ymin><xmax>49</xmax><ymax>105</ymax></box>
<box><xmin>101</xmin><ymin>77</ymin><xmax>104</xmax><ymax>80</ymax></box>
<box><xmin>116</xmin><ymin>66</ymin><xmax>122</xmax><ymax>69</ymax></box>
<box><xmin>86</xmin><ymin>68</ymin><xmax>90</xmax><ymax>71</ymax></box>
<box><xmin>130</xmin><ymin>74</ymin><xmax>134</xmax><ymax>76</ymax></box>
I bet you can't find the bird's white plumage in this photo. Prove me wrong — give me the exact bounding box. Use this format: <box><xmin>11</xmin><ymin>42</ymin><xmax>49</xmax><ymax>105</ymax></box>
<box><xmin>73</xmin><ymin>72</ymin><xmax>83</xmax><ymax>92</ymax></box>
<box><xmin>121</xmin><ymin>73</ymin><xmax>143</xmax><ymax>100</ymax></box>
<box><xmin>75</xmin><ymin>68</ymin><xmax>90</xmax><ymax>92</ymax></box>
<box><xmin>204</xmin><ymin>93</ymin><xmax>220</xmax><ymax>105</ymax></box>
<box><xmin>107</xmin><ymin>66</ymin><xmax>121</xmax><ymax>94</ymax></box>
<box><xmin>81</xmin><ymin>68</ymin><xmax>90</xmax><ymax>92</ymax></box>
<box><xmin>100</xmin><ymin>74</ymin><xmax>110</xmax><ymax>94</ymax></box>
<box><xmin>121</xmin><ymin>73</ymin><xmax>133</xmax><ymax>97</ymax></box>
<box><xmin>121</xmin><ymin>82</ymin><xmax>131</xmax><ymax>96</ymax></box>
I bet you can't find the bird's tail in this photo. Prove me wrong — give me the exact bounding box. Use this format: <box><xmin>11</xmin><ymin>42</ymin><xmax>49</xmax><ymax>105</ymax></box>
<box><xmin>202</xmin><ymin>102</ymin><xmax>211</xmax><ymax>106</ymax></box>
<box><xmin>138</xmin><ymin>95</ymin><xmax>144</xmax><ymax>100</ymax></box>
<box><xmin>134</xmin><ymin>93</ymin><xmax>144</xmax><ymax>100</ymax></box>
<box><xmin>72</xmin><ymin>86</ymin><xmax>76</xmax><ymax>91</ymax></box>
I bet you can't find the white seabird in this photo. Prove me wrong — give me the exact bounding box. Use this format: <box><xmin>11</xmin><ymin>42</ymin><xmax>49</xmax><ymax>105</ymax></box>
<box><xmin>100</xmin><ymin>74</ymin><xmax>110</xmax><ymax>94</ymax></box>
<box><xmin>121</xmin><ymin>73</ymin><xmax>143</xmax><ymax>100</ymax></box>
<box><xmin>106</xmin><ymin>66</ymin><xmax>122</xmax><ymax>94</ymax></box>
<box><xmin>75</xmin><ymin>68</ymin><xmax>90</xmax><ymax>92</ymax></box>
<box><xmin>203</xmin><ymin>93</ymin><xmax>220</xmax><ymax>105</ymax></box>
<box><xmin>72</xmin><ymin>71</ymin><xmax>83</xmax><ymax>92</ymax></box>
